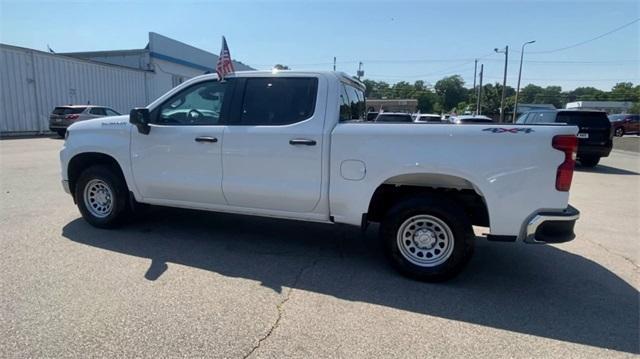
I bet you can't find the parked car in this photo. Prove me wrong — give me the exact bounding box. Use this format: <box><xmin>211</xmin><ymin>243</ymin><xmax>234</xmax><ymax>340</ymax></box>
<box><xmin>517</xmin><ymin>109</ymin><xmax>612</xmax><ymax>167</ymax></box>
<box><xmin>60</xmin><ymin>71</ymin><xmax>580</xmax><ymax>282</ymax></box>
<box><xmin>374</xmin><ymin>112</ymin><xmax>413</xmax><ymax>123</ymax></box>
<box><xmin>414</xmin><ymin>114</ymin><xmax>442</xmax><ymax>123</ymax></box>
<box><xmin>450</xmin><ymin>115</ymin><xmax>494</xmax><ymax>124</ymax></box>
<box><xmin>49</xmin><ymin>105</ymin><xmax>121</xmax><ymax>137</ymax></box>
<box><xmin>609</xmin><ymin>114</ymin><xmax>639</xmax><ymax>137</ymax></box>
<box><xmin>366</xmin><ymin>111</ymin><xmax>379</xmax><ymax>121</ymax></box>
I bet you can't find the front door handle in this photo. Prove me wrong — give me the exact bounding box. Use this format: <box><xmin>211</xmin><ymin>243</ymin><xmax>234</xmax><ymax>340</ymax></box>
<box><xmin>195</xmin><ymin>136</ymin><xmax>218</xmax><ymax>143</ymax></box>
<box><xmin>289</xmin><ymin>138</ymin><xmax>316</xmax><ymax>146</ymax></box>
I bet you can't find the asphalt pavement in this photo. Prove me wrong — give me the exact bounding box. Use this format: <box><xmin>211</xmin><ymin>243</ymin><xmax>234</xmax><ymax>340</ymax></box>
<box><xmin>1</xmin><ymin>137</ymin><xmax>638</xmax><ymax>358</ymax></box>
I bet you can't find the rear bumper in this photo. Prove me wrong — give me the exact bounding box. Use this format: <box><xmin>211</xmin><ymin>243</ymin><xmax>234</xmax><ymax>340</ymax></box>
<box><xmin>49</xmin><ymin>119</ymin><xmax>72</xmax><ymax>130</ymax></box>
<box><xmin>577</xmin><ymin>142</ymin><xmax>612</xmax><ymax>158</ymax></box>
<box><xmin>523</xmin><ymin>205</ymin><xmax>580</xmax><ymax>244</ymax></box>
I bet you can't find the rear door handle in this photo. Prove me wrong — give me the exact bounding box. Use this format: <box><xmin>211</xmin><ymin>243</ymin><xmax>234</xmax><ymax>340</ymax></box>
<box><xmin>289</xmin><ymin>138</ymin><xmax>316</xmax><ymax>146</ymax></box>
<box><xmin>195</xmin><ymin>136</ymin><xmax>218</xmax><ymax>143</ymax></box>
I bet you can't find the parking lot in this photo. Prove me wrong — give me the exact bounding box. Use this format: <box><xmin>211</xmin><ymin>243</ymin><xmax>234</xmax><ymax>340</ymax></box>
<box><xmin>1</xmin><ymin>137</ymin><xmax>638</xmax><ymax>358</ymax></box>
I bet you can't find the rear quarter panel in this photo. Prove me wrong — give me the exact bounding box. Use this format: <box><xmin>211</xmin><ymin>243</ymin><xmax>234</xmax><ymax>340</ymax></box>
<box><xmin>330</xmin><ymin>123</ymin><xmax>578</xmax><ymax>236</ymax></box>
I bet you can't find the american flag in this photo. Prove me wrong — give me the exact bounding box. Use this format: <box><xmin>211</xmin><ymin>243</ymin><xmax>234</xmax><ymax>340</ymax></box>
<box><xmin>216</xmin><ymin>36</ymin><xmax>235</xmax><ymax>81</ymax></box>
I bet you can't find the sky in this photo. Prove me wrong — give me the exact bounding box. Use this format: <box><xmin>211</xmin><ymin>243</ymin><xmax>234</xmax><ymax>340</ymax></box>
<box><xmin>1</xmin><ymin>0</ymin><xmax>638</xmax><ymax>90</ymax></box>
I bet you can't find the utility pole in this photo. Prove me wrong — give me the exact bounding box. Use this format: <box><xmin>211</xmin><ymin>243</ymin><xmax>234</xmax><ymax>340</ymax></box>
<box><xmin>473</xmin><ymin>59</ymin><xmax>478</xmax><ymax>90</ymax></box>
<box><xmin>472</xmin><ymin>59</ymin><xmax>478</xmax><ymax>114</ymax></box>
<box><xmin>333</xmin><ymin>57</ymin><xmax>336</xmax><ymax>71</ymax></box>
<box><xmin>494</xmin><ymin>46</ymin><xmax>508</xmax><ymax>122</ymax></box>
<box><xmin>357</xmin><ymin>62</ymin><xmax>364</xmax><ymax>79</ymax></box>
<box><xmin>476</xmin><ymin>64</ymin><xmax>483</xmax><ymax>115</ymax></box>
<box><xmin>513</xmin><ymin>40</ymin><xmax>536</xmax><ymax>122</ymax></box>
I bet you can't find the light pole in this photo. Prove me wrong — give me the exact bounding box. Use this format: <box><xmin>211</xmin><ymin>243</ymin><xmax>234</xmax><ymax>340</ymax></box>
<box><xmin>476</xmin><ymin>64</ymin><xmax>483</xmax><ymax>115</ymax></box>
<box><xmin>494</xmin><ymin>46</ymin><xmax>508</xmax><ymax>122</ymax></box>
<box><xmin>513</xmin><ymin>40</ymin><xmax>536</xmax><ymax>122</ymax></box>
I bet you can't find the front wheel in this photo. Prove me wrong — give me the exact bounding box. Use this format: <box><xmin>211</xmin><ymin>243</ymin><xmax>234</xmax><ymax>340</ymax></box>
<box><xmin>55</xmin><ymin>129</ymin><xmax>66</xmax><ymax>138</ymax></box>
<box><xmin>579</xmin><ymin>156</ymin><xmax>600</xmax><ymax>168</ymax></box>
<box><xmin>380</xmin><ymin>196</ymin><xmax>475</xmax><ymax>282</ymax></box>
<box><xmin>614</xmin><ymin>127</ymin><xmax>624</xmax><ymax>137</ymax></box>
<box><xmin>75</xmin><ymin>165</ymin><xmax>130</xmax><ymax>228</ymax></box>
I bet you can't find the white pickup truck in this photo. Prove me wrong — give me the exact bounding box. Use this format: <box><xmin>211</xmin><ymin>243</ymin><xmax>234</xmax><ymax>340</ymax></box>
<box><xmin>60</xmin><ymin>71</ymin><xmax>580</xmax><ymax>281</ymax></box>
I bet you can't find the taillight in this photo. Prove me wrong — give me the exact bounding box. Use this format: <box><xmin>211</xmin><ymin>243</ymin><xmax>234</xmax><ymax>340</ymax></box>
<box><xmin>552</xmin><ymin>135</ymin><xmax>578</xmax><ymax>191</ymax></box>
<box><xmin>65</xmin><ymin>114</ymin><xmax>80</xmax><ymax>120</ymax></box>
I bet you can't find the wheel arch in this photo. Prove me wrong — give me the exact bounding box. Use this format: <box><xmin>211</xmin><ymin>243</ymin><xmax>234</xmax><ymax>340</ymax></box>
<box><xmin>366</xmin><ymin>172</ymin><xmax>490</xmax><ymax>227</ymax></box>
<box><xmin>67</xmin><ymin>152</ymin><xmax>128</xmax><ymax>201</ymax></box>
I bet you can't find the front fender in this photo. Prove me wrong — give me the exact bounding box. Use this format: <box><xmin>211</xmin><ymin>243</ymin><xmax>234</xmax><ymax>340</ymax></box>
<box><xmin>60</xmin><ymin>118</ymin><xmax>139</xmax><ymax>199</ymax></box>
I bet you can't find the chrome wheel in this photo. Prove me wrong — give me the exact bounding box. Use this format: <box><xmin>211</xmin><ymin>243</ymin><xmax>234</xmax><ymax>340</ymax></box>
<box><xmin>83</xmin><ymin>179</ymin><xmax>113</xmax><ymax>218</ymax></box>
<box><xmin>615</xmin><ymin>128</ymin><xmax>624</xmax><ymax>137</ymax></box>
<box><xmin>396</xmin><ymin>215</ymin><xmax>455</xmax><ymax>267</ymax></box>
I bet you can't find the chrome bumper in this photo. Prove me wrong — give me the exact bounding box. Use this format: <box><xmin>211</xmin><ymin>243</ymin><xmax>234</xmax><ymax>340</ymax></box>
<box><xmin>524</xmin><ymin>205</ymin><xmax>580</xmax><ymax>244</ymax></box>
<box><xmin>61</xmin><ymin>180</ymin><xmax>71</xmax><ymax>194</ymax></box>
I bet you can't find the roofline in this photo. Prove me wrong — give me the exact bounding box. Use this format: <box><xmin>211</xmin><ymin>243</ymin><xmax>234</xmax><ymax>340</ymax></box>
<box><xmin>0</xmin><ymin>43</ymin><xmax>152</xmax><ymax>73</ymax></box>
<box><xmin>59</xmin><ymin>49</ymin><xmax>147</xmax><ymax>57</ymax></box>
<box><xmin>186</xmin><ymin>70</ymin><xmax>364</xmax><ymax>81</ymax></box>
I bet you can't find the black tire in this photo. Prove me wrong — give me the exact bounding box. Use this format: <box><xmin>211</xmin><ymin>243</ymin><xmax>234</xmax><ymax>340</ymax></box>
<box><xmin>380</xmin><ymin>196</ymin><xmax>475</xmax><ymax>282</ymax></box>
<box><xmin>614</xmin><ymin>127</ymin><xmax>624</xmax><ymax>137</ymax></box>
<box><xmin>56</xmin><ymin>129</ymin><xmax>66</xmax><ymax>138</ymax></box>
<box><xmin>579</xmin><ymin>156</ymin><xmax>600</xmax><ymax>168</ymax></box>
<box><xmin>75</xmin><ymin>165</ymin><xmax>131</xmax><ymax>228</ymax></box>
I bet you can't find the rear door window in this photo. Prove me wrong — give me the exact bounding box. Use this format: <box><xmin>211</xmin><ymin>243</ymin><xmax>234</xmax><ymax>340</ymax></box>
<box><xmin>105</xmin><ymin>108</ymin><xmax>120</xmax><ymax>116</ymax></box>
<box><xmin>345</xmin><ymin>84</ymin><xmax>366</xmax><ymax>120</ymax></box>
<box><xmin>339</xmin><ymin>84</ymin><xmax>351</xmax><ymax>122</ymax></box>
<box><xmin>239</xmin><ymin>77</ymin><xmax>318</xmax><ymax>126</ymax></box>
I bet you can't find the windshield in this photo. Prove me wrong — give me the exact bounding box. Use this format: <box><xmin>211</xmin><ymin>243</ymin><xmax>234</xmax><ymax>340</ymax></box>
<box><xmin>376</xmin><ymin>114</ymin><xmax>413</xmax><ymax>122</ymax></box>
<box><xmin>557</xmin><ymin>112</ymin><xmax>610</xmax><ymax>128</ymax></box>
<box><xmin>458</xmin><ymin>118</ymin><xmax>493</xmax><ymax>123</ymax></box>
<box><xmin>419</xmin><ymin>115</ymin><xmax>441</xmax><ymax>121</ymax></box>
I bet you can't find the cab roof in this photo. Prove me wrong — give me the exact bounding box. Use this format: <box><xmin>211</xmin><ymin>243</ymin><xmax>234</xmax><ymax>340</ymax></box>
<box><xmin>192</xmin><ymin>70</ymin><xmax>365</xmax><ymax>91</ymax></box>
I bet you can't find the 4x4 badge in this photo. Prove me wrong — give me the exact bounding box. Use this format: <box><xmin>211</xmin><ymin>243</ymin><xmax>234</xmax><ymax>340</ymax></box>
<box><xmin>483</xmin><ymin>128</ymin><xmax>534</xmax><ymax>134</ymax></box>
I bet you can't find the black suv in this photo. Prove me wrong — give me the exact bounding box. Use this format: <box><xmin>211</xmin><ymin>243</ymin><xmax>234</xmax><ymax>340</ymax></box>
<box><xmin>517</xmin><ymin>110</ymin><xmax>613</xmax><ymax>167</ymax></box>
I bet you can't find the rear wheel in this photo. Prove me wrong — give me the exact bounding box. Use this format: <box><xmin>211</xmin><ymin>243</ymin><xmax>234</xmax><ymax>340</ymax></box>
<box><xmin>75</xmin><ymin>165</ymin><xmax>130</xmax><ymax>228</ymax></box>
<box><xmin>614</xmin><ymin>127</ymin><xmax>624</xmax><ymax>137</ymax></box>
<box><xmin>579</xmin><ymin>156</ymin><xmax>600</xmax><ymax>168</ymax></box>
<box><xmin>380</xmin><ymin>196</ymin><xmax>475</xmax><ymax>282</ymax></box>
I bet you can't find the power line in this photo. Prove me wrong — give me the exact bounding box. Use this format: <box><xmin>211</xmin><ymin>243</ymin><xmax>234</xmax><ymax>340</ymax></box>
<box><xmin>484</xmin><ymin>76</ymin><xmax>639</xmax><ymax>82</ymax></box>
<box><xmin>515</xmin><ymin>17</ymin><xmax>640</xmax><ymax>54</ymax></box>
<box><xmin>253</xmin><ymin>58</ymin><xmax>638</xmax><ymax>69</ymax></box>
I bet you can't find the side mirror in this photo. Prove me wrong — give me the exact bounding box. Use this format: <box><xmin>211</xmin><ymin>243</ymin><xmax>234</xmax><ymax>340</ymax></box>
<box><xmin>130</xmin><ymin>108</ymin><xmax>150</xmax><ymax>135</ymax></box>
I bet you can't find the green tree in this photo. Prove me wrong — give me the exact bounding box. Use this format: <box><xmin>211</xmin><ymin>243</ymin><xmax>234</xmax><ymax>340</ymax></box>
<box><xmin>566</xmin><ymin>87</ymin><xmax>606</xmax><ymax>102</ymax></box>
<box><xmin>434</xmin><ymin>75</ymin><xmax>466</xmax><ymax>111</ymax></box>
<box><xmin>610</xmin><ymin>82</ymin><xmax>639</xmax><ymax>102</ymax></box>
<box><xmin>518</xmin><ymin>84</ymin><xmax>544</xmax><ymax>104</ymax></box>
<box><xmin>416</xmin><ymin>91</ymin><xmax>438</xmax><ymax>113</ymax></box>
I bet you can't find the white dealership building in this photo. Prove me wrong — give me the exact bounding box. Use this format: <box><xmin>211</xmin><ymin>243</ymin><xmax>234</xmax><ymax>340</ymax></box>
<box><xmin>0</xmin><ymin>32</ymin><xmax>253</xmax><ymax>135</ymax></box>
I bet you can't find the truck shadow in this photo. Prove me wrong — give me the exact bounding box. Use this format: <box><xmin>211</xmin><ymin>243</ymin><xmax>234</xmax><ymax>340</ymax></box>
<box><xmin>576</xmin><ymin>164</ymin><xmax>639</xmax><ymax>175</ymax></box>
<box><xmin>62</xmin><ymin>208</ymin><xmax>639</xmax><ymax>354</ymax></box>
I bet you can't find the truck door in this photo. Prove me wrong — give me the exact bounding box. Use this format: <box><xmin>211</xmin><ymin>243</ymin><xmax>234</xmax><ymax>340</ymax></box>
<box><xmin>221</xmin><ymin>76</ymin><xmax>325</xmax><ymax>212</ymax></box>
<box><xmin>130</xmin><ymin>79</ymin><xmax>231</xmax><ymax>205</ymax></box>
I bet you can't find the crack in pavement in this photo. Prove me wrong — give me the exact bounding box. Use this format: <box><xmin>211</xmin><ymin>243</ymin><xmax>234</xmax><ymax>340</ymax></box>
<box><xmin>242</xmin><ymin>257</ymin><xmax>319</xmax><ymax>359</ymax></box>
<box><xmin>583</xmin><ymin>237</ymin><xmax>639</xmax><ymax>270</ymax></box>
